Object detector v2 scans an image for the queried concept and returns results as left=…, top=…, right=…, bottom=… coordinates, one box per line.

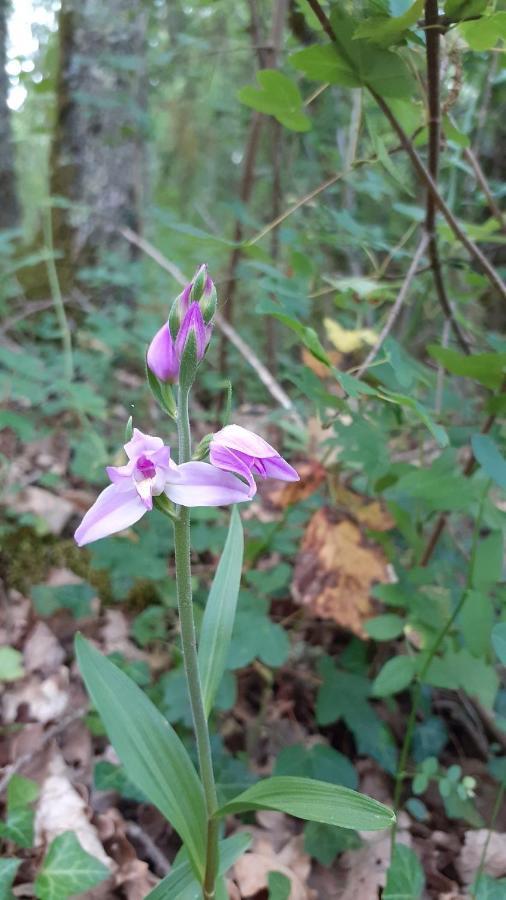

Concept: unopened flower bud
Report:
left=147, top=322, right=179, bottom=383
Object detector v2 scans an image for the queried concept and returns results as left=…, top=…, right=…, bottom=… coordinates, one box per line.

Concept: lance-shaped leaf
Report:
left=75, top=635, right=206, bottom=877
left=146, top=833, right=251, bottom=899
left=198, top=506, right=243, bottom=717
left=214, top=776, right=395, bottom=831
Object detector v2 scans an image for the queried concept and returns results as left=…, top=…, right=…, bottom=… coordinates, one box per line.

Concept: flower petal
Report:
left=124, top=428, right=164, bottom=460
left=165, top=461, right=253, bottom=507
left=258, top=456, right=299, bottom=482
left=74, top=484, right=147, bottom=546
left=147, top=323, right=179, bottom=383
left=212, top=424, right=278, bottom=460
left=209, top=444, right=256, bottom=494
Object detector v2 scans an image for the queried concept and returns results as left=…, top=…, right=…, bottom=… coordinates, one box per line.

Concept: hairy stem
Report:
left=174, top=386, right=219, bottom=898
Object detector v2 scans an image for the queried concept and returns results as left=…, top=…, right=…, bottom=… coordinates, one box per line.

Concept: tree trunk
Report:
left=49, top=0, right=147, bottom=298
left=0, top=0, right=21, bottom=229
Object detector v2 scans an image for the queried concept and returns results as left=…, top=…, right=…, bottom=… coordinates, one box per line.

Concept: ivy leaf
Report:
left=34, top=832, right=109, bottom=899
left=0, top=859, right=20, bottom=900
left=237, top=70, right=311, bottom=132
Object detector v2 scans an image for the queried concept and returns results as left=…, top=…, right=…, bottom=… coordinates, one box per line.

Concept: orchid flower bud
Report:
left=189, top=264, right=217, bottom=324
left=146, top=322, right=179, bottom=383
left=168, top=282, right=192, bottom=340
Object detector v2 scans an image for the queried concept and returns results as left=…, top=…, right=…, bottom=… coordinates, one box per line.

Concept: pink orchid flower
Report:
left=209, top=424, right=299, bottom=496
left=147, top=302, right=211, bottom=385
left=75, top=428, right=251, bottom=546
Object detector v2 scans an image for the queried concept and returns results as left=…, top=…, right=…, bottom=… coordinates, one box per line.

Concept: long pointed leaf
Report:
left=146, top=833, right=251, bottom=899
left=198, top=507, right=243, bottom=717
left=215, top=776, right=395, bottom=831
left=75, top=635, right=206, bottom=877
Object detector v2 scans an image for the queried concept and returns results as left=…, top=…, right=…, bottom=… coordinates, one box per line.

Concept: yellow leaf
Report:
left=324, top=318, right=378, bottom=354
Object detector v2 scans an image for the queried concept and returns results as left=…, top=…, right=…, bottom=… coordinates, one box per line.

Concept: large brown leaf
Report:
left=292, top=508, right=390, bottom=637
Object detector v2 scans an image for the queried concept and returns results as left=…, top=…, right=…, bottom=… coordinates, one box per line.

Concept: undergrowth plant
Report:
left=73, top=266, right=395, bottom=900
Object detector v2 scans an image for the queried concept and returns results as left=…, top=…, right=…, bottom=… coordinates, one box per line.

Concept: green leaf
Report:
left=364, top=614, right=405, bottom=641
left=199, top=507, right=243, bottom=717
left=425, top=648, right=498, bottom=708
left=473, top=531, right=503, bottom=589
left=34, top=832, right=109, bottom=899
left=384, top=844, right=425, bottom=899
left=145, top=833, right=251, bottom=900
left=75, top=635, right=206, bottom=877
left=0, top=647, right=24, bottom=682
left=354, top=0, right=423, bottom=47
left=473, top=874, right=506, bottom=900
left=31, top=582, right=96, bottom=619
left=215, top=776, right=395, bottom=831
left=145, top=363, right=177, bottom=419
left=227, top=592, right=290, bottom=669
left=445, top=0, right=488, bottom=18
left=471, top=434, right=506, bottom=489
left=427, top=346, right=506, bottom=390
left=460, top=592, right=493, bottom=657
left=7, top=774, right=39, bottom=809
left=0, top=859, right=20, bottom=900
left=303, top=821, right=361, bottom=865
left=291, top=10, right=415, bottom=98
left=459, top=12, right=506, bottom=50
left=237, top=70, right=311, bottom=132
left=491, top=623, right=506, bottom=664
left=274, top=744, right=357, bottom=790
left=268, top=871, right=291, bottom=899
left=372, top=656, right=416, bottom=698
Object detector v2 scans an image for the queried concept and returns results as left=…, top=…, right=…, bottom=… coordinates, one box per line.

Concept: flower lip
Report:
left=136, top=454, right=157, bottom=479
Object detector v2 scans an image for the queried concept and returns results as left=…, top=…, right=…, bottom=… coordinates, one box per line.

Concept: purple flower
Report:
left=176, top=302, right=211, bottom=362
left=75, top=427, right=252, bottom=546
left=209, top=424, right=299, bottom=495
left=146, top=322, right=179, bottom=383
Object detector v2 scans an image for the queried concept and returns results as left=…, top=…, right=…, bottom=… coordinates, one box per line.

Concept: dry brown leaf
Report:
left=11, top=487, right=75, bottom=535
left=35, top=753, right=113, bottom=870
left=268, top=460, right=327, bottom=509
left=101, top=610, right=147, bottom=661
left=23, top=623, right=65, bottom=675
left=330, top=480, right=394, bottom=532
left=2, top=668, right=70, bottom=724
left=292, top=508, right=389, bottom=637
left=0, top=590, right=30, bottom=645
left=96, top=809, right=158, bottom=899
left=301, top=346, right=342, bottom=378
left=337, top=815, right=411, bottom=899
left=456, top=830, right=506, bottom=884
left=232, top=812, right=314, bottom=899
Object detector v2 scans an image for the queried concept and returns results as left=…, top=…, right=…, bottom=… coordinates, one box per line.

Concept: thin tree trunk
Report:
left=0, top=0, right=21, bottom=229
left=49, top=0, right=147, bottom=299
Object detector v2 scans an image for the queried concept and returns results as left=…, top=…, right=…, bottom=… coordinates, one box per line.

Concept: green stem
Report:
left=391, top=484, right=488, bottom=850
left=174, top=385, right=219, bottom=899
left=42, top=207, right=74, bottom=383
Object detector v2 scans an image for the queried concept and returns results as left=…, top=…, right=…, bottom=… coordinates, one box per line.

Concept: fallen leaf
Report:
left=101, top=610, right=147, bottom=661
left=232, top=813, right=314, bottom=899
left=292, top=508, right=389, bottom=637
left=456, top=830, right=506, bottom=884
left=23, top=623, right=65, bottom=676
left=330, top=480, right=394, bottom=532
left=268, top=460, right=327, bottom=509
left=12, top=487, right=75, bottom=535
left=2, top=668, right=70, bottom=724
left=96, top=809, right=158, bottom=899
left=337, top=814, right=411, bottom=899
left=301, top=346, right=342, bottom=378
left=324, top=319, right=378, bottom=354
left=0, top=589, right=30, bottom=645
left=35, top=752, right=114, bottom=871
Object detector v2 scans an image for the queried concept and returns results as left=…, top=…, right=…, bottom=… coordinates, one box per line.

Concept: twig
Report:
left=0, top=705, right=87, bottom=796
left=356, top=234, right=429, bottom=378
left=425, top=0, right=471, bottom=354
left=119, top=227, right=304, bottom=427
left=304, top=0, right=506, bottom=303
left=463, top=145, right=506, bottom=231
left=125, top=822, right=171, bottom=877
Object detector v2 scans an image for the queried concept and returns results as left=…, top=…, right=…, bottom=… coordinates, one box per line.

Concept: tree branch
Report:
left=304, top=0, right=506, bottom=304
left=425, top=0, right=471, bottom=354
left=356, top=233, right=429, bottom=378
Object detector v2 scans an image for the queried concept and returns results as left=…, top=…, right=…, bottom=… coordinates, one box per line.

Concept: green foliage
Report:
left=0, top=859, right=21, bottom=900
left=0, top=647, right=24, bottom=682
left=384, top=844, right=425, bottom=900
left=145, top=833, right=251, bottom=899
left=31, top=582, right=96, bottom=618
left=303, top=821, right=361, bottom=866
left=34, top=832, right=109, bottom=899
left=274, top=743, right=358, bottom=790
left=0, top=775, right=39, bottom=849
left=267, top=871, right=291, bottom=899
left=226, top=591, right=290, bottom=669
left=199, top=507, right=243, bottom=716
left=372, top=656, right=416, bottom=698
left=238, top=70, right=310, bottom=132
left=216, top=775, right=395, bottom=831
left=75, top=635, right=207, bottom=878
